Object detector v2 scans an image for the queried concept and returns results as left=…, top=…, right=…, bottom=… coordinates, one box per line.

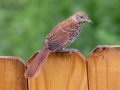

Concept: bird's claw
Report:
left=56, top=49, right=79, bottom=55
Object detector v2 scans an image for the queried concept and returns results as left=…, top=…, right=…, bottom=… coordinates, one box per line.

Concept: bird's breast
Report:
left=63, top=23, right=81, bottom=47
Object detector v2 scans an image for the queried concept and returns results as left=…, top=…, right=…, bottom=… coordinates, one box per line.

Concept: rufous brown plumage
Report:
left=24, top=11, right=92, bottom=78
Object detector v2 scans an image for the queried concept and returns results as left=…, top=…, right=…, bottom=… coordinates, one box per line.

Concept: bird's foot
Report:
left=56, top=48, right=79, bottom=55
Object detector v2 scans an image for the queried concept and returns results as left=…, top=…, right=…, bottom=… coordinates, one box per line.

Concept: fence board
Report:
left=2, top=45, right=120, bottom=90
left=87, top=45, right=120, bottom=90
left=27, top=51, right=88, bottom=90
left=0, top=56, right=27, bottom=90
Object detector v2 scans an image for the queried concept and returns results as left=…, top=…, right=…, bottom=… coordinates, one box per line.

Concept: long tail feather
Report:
left=24, top=47, right=50, bottom=78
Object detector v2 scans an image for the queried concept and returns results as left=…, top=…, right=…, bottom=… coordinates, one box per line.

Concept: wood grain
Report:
left=27, top=51, right=88, bottom=90
left=87, top=45, right=120, bottom=90
left=0, top=56, right=27, bottom=90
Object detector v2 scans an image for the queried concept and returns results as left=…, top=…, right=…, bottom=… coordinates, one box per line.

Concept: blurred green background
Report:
left=0, top=0, right=120, bottom=61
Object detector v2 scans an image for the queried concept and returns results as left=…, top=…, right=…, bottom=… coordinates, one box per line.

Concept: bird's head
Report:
left=72, top=11, right=93, bottom=24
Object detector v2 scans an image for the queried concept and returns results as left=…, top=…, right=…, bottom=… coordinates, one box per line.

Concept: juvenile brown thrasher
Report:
left=24, top=11, right=92, bottom=78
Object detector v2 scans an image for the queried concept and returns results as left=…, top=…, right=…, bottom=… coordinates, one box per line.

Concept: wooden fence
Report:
left=0, top=45, right=120, bottom=90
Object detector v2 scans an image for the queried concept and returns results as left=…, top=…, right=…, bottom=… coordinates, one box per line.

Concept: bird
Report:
left=24, top=11, right=93, bottom=78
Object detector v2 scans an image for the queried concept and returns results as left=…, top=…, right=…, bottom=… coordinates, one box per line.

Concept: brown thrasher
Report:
left=24, top=11, right=92, bottom=78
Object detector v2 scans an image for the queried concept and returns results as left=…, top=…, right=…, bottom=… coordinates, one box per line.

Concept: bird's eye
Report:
left=80, top=16, right=83, bottom=18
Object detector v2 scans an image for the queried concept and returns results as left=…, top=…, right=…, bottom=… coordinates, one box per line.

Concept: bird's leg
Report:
left=64, top=48, right=79, bottom=55
left=56, top=48, right=79, bottom=55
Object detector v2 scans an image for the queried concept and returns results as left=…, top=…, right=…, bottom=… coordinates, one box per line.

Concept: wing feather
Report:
left=46, top=26, right=69, bottom=51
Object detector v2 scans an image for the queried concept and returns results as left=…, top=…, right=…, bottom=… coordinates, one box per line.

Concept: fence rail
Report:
left=0, top=45, right=120, bottom=90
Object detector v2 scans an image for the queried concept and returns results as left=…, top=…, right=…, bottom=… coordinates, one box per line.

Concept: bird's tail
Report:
left=24, top=46, right=50, bottom=78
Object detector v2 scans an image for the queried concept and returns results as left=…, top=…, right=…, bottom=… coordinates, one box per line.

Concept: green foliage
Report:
left=0, top=0, right=120, bottom=60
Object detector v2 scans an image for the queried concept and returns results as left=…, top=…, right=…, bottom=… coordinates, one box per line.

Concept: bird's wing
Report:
left=45, top=25, right=69, bottom=51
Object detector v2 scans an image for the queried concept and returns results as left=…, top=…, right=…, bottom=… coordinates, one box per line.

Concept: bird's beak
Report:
left=86, top=19, right=93, bottom=24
